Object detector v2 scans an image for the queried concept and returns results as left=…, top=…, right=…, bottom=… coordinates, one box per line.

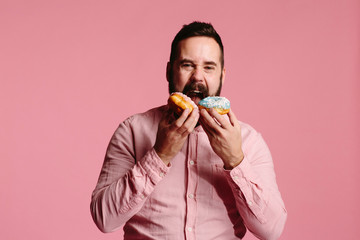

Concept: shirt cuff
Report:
left=223, top=156, right=253, bottom=188
left=138, top=148, right=171, bottom=185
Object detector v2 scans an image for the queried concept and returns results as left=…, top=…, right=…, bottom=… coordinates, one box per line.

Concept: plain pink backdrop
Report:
left=1, top=0, right=359, bottom=239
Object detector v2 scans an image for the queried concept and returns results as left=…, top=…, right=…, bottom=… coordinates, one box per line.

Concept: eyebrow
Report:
left=179, top=59, right=194, bottom=64
left=179, top=58, right=217, bottom=66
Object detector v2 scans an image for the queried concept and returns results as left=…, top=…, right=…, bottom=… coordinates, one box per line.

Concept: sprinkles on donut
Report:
left=198, top=96, right=230, bottom=115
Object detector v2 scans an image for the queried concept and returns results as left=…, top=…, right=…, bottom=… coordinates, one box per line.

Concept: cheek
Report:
left=207, top=76, right=221, bottom=92
left=173, top=72, right=190, bottom=88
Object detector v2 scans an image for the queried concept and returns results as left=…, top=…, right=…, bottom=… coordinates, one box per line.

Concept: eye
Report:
left=204, top=65, right=215, bottom=71
left=181, top=63, right=194, bottom=70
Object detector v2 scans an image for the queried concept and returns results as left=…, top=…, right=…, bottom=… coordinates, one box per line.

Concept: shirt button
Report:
left=188, top=193, right=194, bottom=199
left=187, top=227, right=193, bottom=232
left=248, top=200, right=253, bottom=206
left=189, top=160, right=195, bottom=165
left=159, top=172, right=165, bottom=177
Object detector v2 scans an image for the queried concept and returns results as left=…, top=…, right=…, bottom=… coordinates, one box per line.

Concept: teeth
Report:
left=190, top=90, right=201, bottom=94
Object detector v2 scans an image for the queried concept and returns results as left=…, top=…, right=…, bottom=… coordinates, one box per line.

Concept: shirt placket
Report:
left=184, top=132, right=198, bottom=240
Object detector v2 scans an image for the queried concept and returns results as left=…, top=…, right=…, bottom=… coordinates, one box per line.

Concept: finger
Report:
left=172, top=108, right=190, bottom=129
left=180, top=108, right=199, bottom=135
left=199, top=108, right=222, bottom=134
left=207, top=108, right=231, bottom=129
left=227, top=109, right=239, bottom=127
left=199, top=115, right=216, bottom=138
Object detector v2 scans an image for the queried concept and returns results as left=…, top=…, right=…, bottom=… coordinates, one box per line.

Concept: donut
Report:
left=198, top=96, right=230, bottom=115
left=168, top=92, right=198, bottom=116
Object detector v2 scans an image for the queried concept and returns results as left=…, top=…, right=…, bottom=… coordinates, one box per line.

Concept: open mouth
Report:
left=182, top=82, right=209, bottom=103
left=187, top=90, right=205, bottom=99
left=185, top=90, right=207, bottom=105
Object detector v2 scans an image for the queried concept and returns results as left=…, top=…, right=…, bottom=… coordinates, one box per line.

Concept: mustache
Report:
left=182, top=83, right=209, bottom=99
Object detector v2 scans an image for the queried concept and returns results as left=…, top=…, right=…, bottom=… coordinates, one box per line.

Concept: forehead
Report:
left=176, top=36, right=222, bottom=63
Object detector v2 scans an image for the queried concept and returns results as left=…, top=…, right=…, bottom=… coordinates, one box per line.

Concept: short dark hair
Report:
left=169, top=21, right=224, bottom=68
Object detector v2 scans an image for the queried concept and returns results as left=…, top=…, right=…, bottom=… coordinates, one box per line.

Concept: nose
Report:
left=191, top=67, right=204, bottom=83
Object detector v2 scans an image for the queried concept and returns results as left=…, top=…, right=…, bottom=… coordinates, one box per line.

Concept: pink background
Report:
left=1, top=0, right=359, bottom=239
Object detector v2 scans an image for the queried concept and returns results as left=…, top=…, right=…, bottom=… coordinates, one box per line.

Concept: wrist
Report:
left=223, top=153, right=244, bottom=170
left=153, top=147, right=172, bottom=166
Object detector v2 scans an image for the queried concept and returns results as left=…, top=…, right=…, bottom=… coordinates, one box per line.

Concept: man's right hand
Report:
left=154, top=106, right=199, bottom=166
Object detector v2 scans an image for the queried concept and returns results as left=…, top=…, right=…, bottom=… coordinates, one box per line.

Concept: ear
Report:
left=221, top=67, right=226, bottom=84
left=166, top=62, right=171, bottom=82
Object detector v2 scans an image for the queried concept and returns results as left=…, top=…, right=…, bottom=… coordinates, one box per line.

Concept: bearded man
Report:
left=91, top=21, right=287, bottom=240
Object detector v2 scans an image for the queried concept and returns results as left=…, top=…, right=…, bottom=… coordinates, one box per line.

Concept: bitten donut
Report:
left=168, top=92, right=198, bottom=116
left=198, top=96, right=230, bottom=115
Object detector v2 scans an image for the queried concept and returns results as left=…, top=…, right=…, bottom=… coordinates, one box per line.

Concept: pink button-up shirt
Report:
left=91, top=106, right=287, bottom=240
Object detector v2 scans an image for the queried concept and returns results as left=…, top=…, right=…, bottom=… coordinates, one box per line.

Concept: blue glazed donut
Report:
left=198, top=96, right=230, bottom=115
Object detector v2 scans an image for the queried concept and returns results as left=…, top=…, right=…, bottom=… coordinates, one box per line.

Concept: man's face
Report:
left=167, top=36, right=225, bottom=104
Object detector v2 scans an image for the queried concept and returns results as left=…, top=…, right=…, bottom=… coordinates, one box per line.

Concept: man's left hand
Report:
left=199, top=108, right=244, bottom=170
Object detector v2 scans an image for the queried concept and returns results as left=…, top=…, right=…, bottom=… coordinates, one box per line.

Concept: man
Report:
left=91, top=21, right=287, bottom=240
